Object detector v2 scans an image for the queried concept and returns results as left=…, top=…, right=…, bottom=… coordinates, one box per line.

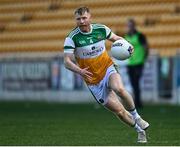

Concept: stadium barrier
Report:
left=0, top=54, right=92, bottom=103
left=141, top=53, right=159, bottom=103
left=173, top=52, right=180, bottom=104
left=0, top=52, right=179, bottom=105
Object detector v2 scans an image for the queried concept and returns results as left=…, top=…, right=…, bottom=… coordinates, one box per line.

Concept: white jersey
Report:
left=64, top=23, right=113, bottom=85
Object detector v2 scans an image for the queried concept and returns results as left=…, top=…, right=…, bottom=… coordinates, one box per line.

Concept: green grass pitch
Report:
left=0, top=101, right=180, bottom=145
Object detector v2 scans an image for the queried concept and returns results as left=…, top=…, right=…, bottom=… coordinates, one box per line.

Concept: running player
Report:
left=64, top=6, right=149, bottom=143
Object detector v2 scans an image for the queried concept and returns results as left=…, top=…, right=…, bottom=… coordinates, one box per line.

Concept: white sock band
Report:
left=130, top=109, right=140, bottom=120
left=134, top=123, right=143, bottom=132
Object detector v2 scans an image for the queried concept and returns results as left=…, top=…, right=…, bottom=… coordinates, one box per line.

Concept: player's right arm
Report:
left=64, top=53, right=80, bottom=74
left=64, top=53, right=93, bottom=81
left=64, top=36, right=93, bottom=80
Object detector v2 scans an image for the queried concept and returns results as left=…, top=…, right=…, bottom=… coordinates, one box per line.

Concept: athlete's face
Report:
left=75, top=12, right=91, bottom=32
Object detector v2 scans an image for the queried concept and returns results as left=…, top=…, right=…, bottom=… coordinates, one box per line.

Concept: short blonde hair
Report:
left=74, top=6, right=90, bottom=15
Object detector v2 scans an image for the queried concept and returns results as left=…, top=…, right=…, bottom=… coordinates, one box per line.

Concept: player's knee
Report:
left=113, top=87, right=126, bottom=97
left=116, top=109, right=126, bottom=119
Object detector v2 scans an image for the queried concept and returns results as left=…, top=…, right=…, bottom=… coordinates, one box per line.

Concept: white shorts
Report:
left=87, top=64, right=118, bottom=105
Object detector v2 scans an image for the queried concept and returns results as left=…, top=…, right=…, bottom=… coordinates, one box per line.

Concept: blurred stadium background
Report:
left=0, top=0, right=180, bottom=145
left=0, top=0, right=179, bottom=104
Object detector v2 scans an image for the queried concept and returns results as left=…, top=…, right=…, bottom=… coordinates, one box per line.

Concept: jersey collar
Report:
left=78, top=24, right=92, bottom=35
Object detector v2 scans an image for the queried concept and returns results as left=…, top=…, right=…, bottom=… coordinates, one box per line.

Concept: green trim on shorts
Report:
left=113, top=64, right=120, bottom=73
left=87, top=87, right=101, bottom=105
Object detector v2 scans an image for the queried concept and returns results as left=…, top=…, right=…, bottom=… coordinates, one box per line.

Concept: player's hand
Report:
left=128, top=46, right=134, bottom=55
left=79, top=67, right=93, bottom=81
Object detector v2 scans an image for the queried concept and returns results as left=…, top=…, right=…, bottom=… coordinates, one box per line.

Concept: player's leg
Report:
left=108, top=72, right=135, bottom=111
left=108, top=72, right=149, bottom=130
left=87, top=65, right=147, bottom=143
left=104, top=90, right=135, bottom=126
left=104, top=90, right=147, bottom=143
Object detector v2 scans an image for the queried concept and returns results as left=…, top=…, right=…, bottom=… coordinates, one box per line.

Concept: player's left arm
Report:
left=108, top=32, right=124, bottom=42
left=108, top=32, right=134, bottom=54
left=104, top=25, right=134, bottom=52
left=104, top=25, right=125, bottom=42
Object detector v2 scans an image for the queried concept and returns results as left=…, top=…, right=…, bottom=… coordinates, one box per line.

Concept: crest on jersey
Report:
left=79, top=40, right=86, bottom=45
left=97, top=35, right=102, bottom=40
